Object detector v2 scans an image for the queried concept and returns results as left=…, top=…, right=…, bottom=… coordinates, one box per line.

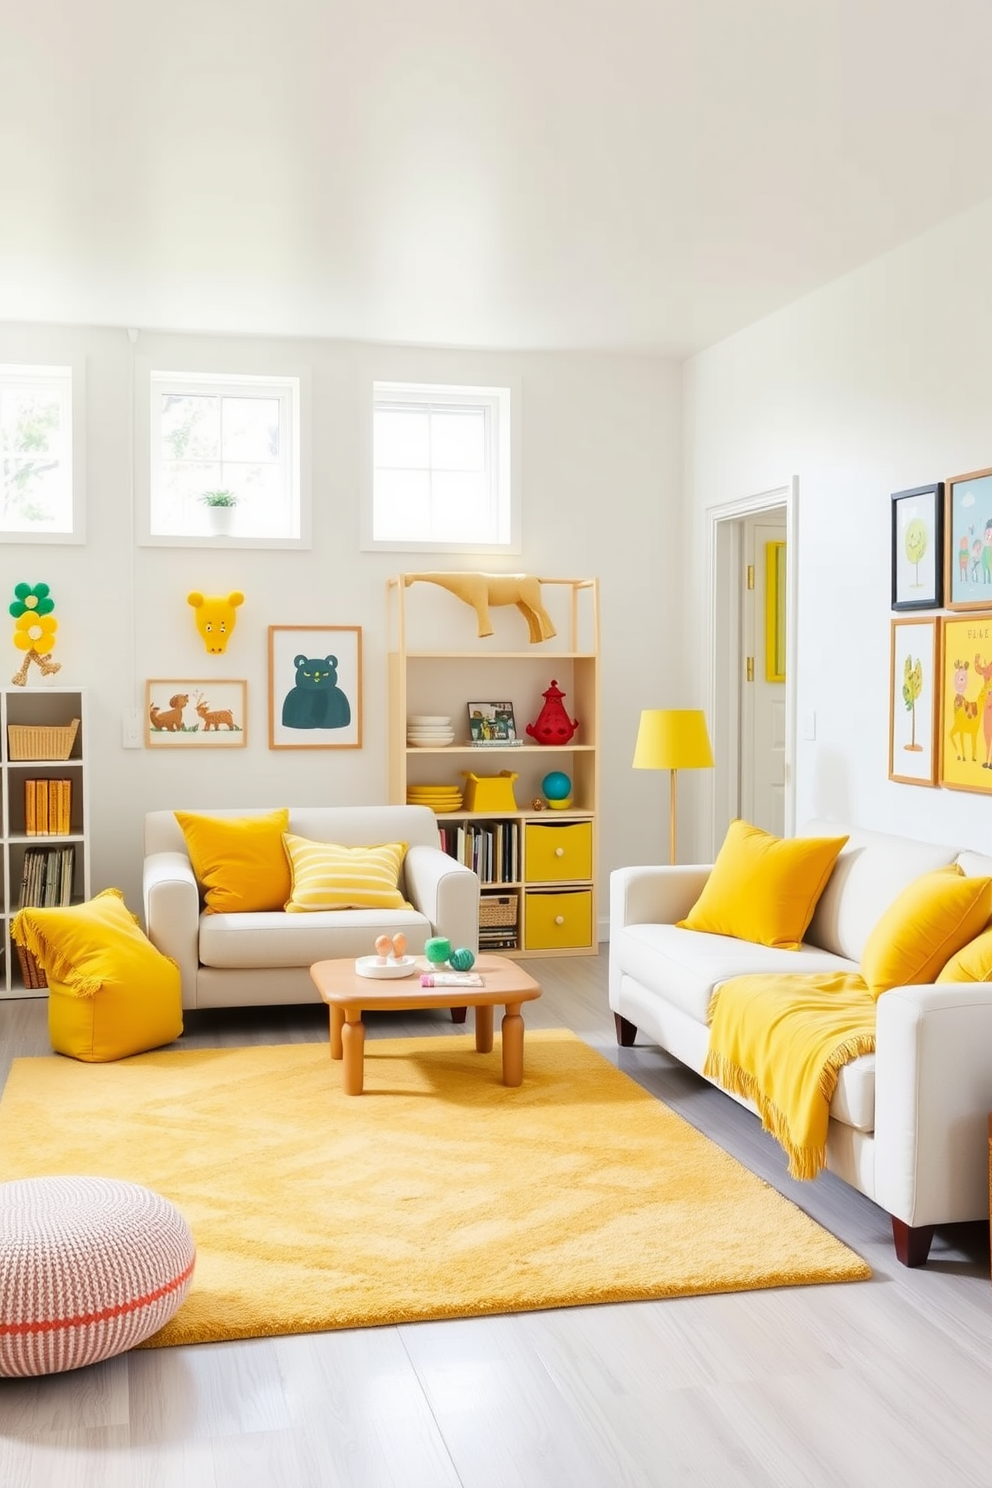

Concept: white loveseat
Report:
left=609, top=820, right=992, bottom=1267
left=143, top=805, right=479, bottom=1012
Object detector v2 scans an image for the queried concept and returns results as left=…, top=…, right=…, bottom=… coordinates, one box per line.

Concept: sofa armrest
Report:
left=874, top=981, right=992, bottom=1226
left=404, top=845, right=480, bottom=954
left=609, top=864, right=712, bottom=930
left=143, top=851, right=200, bottom=1006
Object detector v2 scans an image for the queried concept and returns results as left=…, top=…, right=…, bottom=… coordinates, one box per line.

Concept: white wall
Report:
left=0, top=324, right=683, bottom=921
left=684, top=192, right=992, bottom=856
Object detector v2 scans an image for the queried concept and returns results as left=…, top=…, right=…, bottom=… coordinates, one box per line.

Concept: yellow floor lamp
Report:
left=633, top=709, right=714, bottom=865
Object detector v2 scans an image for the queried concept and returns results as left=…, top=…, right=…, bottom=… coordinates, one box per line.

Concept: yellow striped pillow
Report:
left=282, top=835, right=410, bottom=913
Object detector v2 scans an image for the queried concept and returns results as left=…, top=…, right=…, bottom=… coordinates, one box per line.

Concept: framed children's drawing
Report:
left=944, top=467, right=992, bottom=610
left=146, top=680, right=247, bottom=748
left=938, top=612, right=992, bottom=792
left=888, top=617, right=939, bottom=787
left=267, top=626, right=362, bottom=749
left=891, top=483, right=943, bottom=610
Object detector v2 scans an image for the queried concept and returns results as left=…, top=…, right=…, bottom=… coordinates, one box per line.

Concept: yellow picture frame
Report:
left=764, top=541, right=786, bottom=683
left=938, top=612, right=992, bottom=792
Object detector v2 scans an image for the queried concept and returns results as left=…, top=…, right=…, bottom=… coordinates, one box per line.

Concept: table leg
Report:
left=329, top=1004, right=344, bottom=1060
left=501, top=1002, right=524, bottom=1087
left=341, top=1011, right=365, bottom=1095
left=475, top=1002, right=494, bottom=1053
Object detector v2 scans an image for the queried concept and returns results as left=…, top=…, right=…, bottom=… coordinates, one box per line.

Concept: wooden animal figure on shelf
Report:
left=403, top=572, right=557, bottom=644
left=187, top=591, right=244, bottom=655
left=9, top=582, right=62, bottom=686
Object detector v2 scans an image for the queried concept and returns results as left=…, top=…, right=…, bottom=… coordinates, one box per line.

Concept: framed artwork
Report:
left=146, top=680, right=247, bottom=748
left=944, top=467, right=992, bottom=610
left=938, top=612, right=992, bottom=792
left=467, top=701, right=517, bottom=742
left=888, top=618, right=939, bottom=787
left=268, top=626, right=362, bottom=749
left=891, top=483, right=943, bottom=610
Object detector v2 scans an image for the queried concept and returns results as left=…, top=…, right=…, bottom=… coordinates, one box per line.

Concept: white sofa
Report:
left=609, top=819, right=992, bottom=1267
left=143, top=805, right=479, bottom=1012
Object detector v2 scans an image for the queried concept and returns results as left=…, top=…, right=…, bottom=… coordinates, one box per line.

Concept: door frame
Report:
left=705, top=478, right=799, bottom=855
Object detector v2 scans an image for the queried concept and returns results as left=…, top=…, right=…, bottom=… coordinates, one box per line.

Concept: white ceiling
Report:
left=5, top=0, right=992, bottom=357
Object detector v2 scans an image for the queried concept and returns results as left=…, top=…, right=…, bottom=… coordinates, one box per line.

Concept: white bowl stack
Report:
left=407, top=714, right=455, bottom=747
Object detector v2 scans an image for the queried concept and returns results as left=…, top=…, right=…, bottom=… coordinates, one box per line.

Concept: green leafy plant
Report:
left=200, top=489, right=238, bottom=508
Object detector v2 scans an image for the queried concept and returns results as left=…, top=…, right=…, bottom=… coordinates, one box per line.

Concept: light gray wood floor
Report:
left=2, top=951, right=991, bottom=1487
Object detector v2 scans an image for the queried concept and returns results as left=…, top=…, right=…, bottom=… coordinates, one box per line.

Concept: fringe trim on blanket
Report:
left=9, top=914, right=102, bottom=997
left=702, top=1035, right=876, bottom=1182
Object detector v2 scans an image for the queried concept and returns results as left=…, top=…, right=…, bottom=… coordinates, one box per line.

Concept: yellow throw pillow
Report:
left=10, top=888, right=182, bottom=1062
left=676, top=819, right=849, bottom=951
left=861, top=867, right=992, bottom=997
left=174, top=808, right=292, bottom=914
left=937, top=924, right=992, bottom=983
left=282, top=835, right=410, bottom=913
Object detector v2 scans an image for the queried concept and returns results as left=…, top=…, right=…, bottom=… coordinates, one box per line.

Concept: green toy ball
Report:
left=448, top=947, right=475, bottom=972
left=424, top=937, right=452, bottom=964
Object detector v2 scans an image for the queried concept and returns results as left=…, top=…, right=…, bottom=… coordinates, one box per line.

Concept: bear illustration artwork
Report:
left=281, top=655, right=352, bottom=730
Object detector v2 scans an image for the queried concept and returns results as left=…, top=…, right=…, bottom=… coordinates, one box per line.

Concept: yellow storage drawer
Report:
left=523, top=890, right=593, bottom=951
left=524, top=821, right=593, bottom=883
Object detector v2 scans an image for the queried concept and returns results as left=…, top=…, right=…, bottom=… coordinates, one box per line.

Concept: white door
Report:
left=740, top=517, right=787, bottom=836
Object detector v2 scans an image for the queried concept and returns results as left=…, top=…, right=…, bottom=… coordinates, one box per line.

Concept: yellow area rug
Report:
left=0, top=1030, right=869, bottom=1346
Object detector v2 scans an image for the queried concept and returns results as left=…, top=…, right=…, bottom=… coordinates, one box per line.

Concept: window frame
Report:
left=137, top=363, right=310, bottom=550
left=362, top=378, right=520, bottom=554
left=0, top=358, right=86, bottom=545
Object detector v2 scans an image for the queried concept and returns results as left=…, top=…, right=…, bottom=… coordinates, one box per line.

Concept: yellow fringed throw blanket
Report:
left=703, top=972, right=877, bottom=1181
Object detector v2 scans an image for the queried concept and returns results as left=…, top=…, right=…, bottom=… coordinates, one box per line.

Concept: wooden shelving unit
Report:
left=387, top=576, right=599, bottom=957
left=1, top=688, right=91, bottom=997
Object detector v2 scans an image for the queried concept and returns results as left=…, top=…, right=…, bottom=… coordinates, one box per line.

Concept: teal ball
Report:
left=424, top=937, right=452, bottom=964
left=449, top=947, right=475, bottom=972
left=542, top=771, right=572, bottom=801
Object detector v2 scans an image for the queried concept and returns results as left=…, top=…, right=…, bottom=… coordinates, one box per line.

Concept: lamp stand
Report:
left=669, top=769, right=678, bottom=866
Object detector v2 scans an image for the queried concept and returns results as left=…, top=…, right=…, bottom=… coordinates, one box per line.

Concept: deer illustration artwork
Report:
left=403, top=572, right=557, bottom=644
left=149, top=694, right=189, bottom=732
left=948, top=659, right=987, bottom=762
left=193, top=691, right=237, bottom=731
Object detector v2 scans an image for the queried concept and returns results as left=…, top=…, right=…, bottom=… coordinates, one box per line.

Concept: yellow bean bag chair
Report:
left=11, top=888, right=182, bottom=1061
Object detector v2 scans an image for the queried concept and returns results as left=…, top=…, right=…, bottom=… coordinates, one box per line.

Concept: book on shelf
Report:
left=470, top=737, right=523, bottom=747
left=23, top=778, right=72, bottom=836
left=17, top=844, right=75, bottom=910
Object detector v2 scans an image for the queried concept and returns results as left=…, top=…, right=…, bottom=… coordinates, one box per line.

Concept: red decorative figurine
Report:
left=526, top=679, right=578, bottom=745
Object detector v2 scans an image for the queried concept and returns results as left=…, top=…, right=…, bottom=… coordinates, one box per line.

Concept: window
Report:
left=365, top=381, right=518, bottom=552
left=0, top=364, right=81, bottom=541
left=148, top=370, right=302, bottom=544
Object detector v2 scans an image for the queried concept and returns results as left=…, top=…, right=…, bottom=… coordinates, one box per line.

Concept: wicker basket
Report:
left=479, top=893, right=518, bottom=928
left=7, top=719, right=79, bottom=762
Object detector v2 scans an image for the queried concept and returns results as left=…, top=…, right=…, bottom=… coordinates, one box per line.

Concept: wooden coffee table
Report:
left=308, top=954, right=542, bottom=1095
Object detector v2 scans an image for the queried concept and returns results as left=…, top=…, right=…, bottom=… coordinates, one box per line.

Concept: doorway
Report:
left=707, top=480, right=798, bottom=855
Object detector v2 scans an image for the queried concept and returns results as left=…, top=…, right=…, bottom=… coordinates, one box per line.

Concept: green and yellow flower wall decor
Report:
left=10, top=582, right=61, bottom=685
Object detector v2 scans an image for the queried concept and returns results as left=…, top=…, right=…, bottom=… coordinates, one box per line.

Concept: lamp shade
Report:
left=632, top=709, right=714, bottom=771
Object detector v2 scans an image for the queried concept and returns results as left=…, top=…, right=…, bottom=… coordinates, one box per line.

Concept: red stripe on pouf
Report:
left=0, top=1256, right=196, bottom=1336
left=0, top=1176, right=196, bottom=1377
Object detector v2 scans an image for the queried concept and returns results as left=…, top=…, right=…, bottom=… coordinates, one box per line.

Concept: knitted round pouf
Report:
left=0, top=1176, right=195, bottom=1377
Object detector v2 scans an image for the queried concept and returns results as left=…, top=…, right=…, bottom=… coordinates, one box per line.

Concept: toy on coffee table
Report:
left=356, top=933, right=416, bottom=979
left=424, top=936, right=475, bottom=972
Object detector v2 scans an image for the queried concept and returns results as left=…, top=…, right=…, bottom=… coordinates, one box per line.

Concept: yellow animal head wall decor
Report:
left=187, top=591, right=245, bottom=655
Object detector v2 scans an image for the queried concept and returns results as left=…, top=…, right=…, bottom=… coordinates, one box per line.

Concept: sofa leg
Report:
left=614, top=1013, right=637, bottom=1047
left=450, top=1006, right=467, bottom=1024
left=891, top=1217, right=935, bottom=1267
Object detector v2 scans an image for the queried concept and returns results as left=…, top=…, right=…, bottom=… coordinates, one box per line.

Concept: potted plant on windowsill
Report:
left=200, top=490, right=239, bottom=536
